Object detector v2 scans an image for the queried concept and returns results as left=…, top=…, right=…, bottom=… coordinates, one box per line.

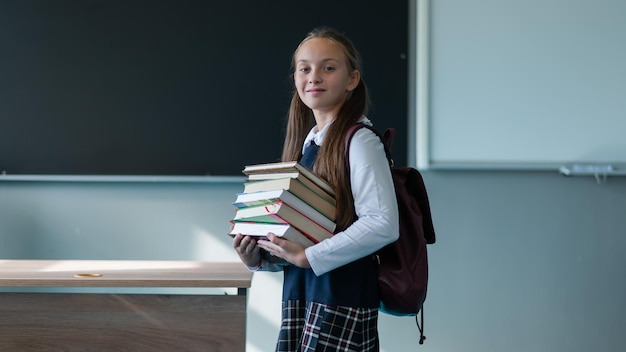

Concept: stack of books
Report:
left=228, top=161, right=337, bottom=248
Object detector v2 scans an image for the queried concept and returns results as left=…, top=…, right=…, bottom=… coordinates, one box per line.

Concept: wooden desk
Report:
left=0, top=260, right=252, bottom=351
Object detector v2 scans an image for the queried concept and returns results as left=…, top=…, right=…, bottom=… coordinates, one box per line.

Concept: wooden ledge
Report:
left=0, top=260, right=252, bottom=288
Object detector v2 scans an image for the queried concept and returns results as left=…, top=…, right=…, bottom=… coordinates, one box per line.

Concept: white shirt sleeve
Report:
left=305, top=127, right=400, bottom=276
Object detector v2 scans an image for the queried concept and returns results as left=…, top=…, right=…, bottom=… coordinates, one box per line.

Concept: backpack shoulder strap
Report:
left=345, top=123, right=436, bottom=244
left=345, top=124, right=394, bottom=166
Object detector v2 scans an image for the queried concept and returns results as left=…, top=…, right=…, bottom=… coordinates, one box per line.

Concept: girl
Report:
left=233, top=27, right=399, bottom=351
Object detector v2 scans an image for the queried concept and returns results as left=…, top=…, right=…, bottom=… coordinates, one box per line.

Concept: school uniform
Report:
left=254, top=117, right=399, bottom=351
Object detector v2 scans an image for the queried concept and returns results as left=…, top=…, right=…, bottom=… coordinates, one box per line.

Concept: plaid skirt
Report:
left=276, top=300, right=379, bottom=352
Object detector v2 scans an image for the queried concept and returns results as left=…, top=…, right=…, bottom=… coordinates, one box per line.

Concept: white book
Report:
left=228, top=222, right=315, bottom=248
left=242, top=161, right=335, bottom=197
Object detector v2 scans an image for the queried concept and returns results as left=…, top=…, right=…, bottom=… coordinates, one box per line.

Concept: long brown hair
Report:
left=281, top=27, right=370, bottom=231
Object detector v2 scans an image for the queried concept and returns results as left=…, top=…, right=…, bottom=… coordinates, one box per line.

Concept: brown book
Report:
left=246, top=171, right=336, bottom=205
left=242, top=178, right=336, bottom=221
left=242, top=161, right=335, bottom=198
left=232, top=201, right=335, bottom=243
left=228, top=222, right=315, bottom=248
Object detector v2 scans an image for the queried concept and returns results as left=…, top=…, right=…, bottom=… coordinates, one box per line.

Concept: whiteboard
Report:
left=416, top=0, right=626, bottom=170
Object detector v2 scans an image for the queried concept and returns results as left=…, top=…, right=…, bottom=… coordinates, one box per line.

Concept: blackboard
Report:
left=418, top=0, right=626, bottom=170
left=0, top=0, right=408, bottom=176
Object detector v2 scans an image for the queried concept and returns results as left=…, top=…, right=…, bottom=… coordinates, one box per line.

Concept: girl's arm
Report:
left=305, top=128, right=399, bottom=276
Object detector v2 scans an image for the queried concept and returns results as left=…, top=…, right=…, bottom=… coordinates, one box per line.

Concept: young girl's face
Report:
left=294, top=37, right=360, bottom=120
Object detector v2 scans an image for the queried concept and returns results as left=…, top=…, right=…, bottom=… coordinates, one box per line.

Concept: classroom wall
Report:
left=3, top=0, right=626, bottom=350
left=1, top=173, right=625, bottom=351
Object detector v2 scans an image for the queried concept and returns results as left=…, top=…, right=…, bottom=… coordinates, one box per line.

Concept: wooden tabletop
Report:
left=0, top=260, right=252, bottom=288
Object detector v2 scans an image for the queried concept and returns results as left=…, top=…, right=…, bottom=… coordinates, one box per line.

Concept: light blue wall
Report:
left=0, top=180, right=239, bottom=261
left=2, top=173, right=625, bottom=351
left=422, top=171, right=626, bottom=351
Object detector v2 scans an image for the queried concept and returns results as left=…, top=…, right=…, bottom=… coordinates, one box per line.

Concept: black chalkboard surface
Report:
left=0, top=0, right=408, bottom=176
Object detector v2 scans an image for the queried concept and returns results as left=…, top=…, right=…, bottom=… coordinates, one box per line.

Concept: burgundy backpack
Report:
left=345, top=124, right=436, bottom=345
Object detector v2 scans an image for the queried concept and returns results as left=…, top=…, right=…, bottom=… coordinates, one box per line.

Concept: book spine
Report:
left=294, top=164, right=336, bottom=196
left=296, top=175, right=336, bottom=205
left=265, top=211, right=331, bottom=243
left=278, top=203, right=335, bottom=235
left=289, top=180, right=336, bottom=221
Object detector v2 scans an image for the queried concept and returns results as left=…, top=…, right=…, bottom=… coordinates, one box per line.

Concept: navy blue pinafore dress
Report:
left=276, top=141, right=380, bottom=352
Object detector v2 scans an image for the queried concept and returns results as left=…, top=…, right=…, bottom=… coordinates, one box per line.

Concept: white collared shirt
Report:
left=302, top=117, right=399, bottom=276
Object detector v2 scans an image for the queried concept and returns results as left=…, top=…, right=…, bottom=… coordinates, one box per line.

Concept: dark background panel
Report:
left=0, top=0, right=408, bottom=176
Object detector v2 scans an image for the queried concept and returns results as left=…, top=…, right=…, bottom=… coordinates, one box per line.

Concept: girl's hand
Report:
left=232, top=234, right=262, bottom=268
left=257, top=233, right=311, bottom=268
